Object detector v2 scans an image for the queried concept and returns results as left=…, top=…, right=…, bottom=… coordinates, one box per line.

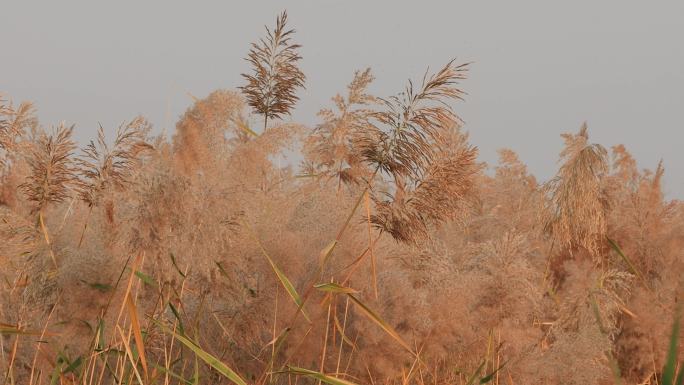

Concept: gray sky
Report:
left=2, top=1, right=682, bottom=197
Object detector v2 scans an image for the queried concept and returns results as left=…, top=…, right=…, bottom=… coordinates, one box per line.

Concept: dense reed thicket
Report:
left=1, top=12, right=683, bottom=385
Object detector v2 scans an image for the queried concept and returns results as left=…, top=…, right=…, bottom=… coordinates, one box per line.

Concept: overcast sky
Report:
left=2, top=1, right=682, bottom=197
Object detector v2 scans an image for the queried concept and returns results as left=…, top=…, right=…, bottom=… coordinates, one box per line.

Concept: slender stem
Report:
left=39, top=210, right=57, bottom=267
left=336, top=162, right=343, bottom=195
left=364, top=190, right=378, bottom=298
left=270, top=286, right=279, bottom=384
left=335, top=297, right=350, bottom=375
left=28, top=295, right=60, bottom=385
left=78, top=205, right=94, bottom=248
left=318, top=285, right=332, bottom=384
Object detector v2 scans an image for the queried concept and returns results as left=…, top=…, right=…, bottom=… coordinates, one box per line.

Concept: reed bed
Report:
left=1, top=11, right=683, bottom=385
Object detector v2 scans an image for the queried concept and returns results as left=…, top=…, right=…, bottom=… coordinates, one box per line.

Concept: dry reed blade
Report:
left=319, top=240, right=339, bottom=269
left=116, top=325, right=145, bottom=385
left=0, top=324, right=58, bottom=336
left=314, top=283, right=359, bottom=294
left=346, top=294, right=414, bottom=355
left=332, top=315, right=356, bottom=349
left=243, top=219, right=310, bottom=322
left=125, top=293, right=149, bottom=383
left=151, top=319, right=248, bottom=385
left=283, top=366, right=359, bottom=385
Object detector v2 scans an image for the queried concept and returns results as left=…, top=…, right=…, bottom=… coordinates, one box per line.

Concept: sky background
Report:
left=2, top=1, right=682, bottom=197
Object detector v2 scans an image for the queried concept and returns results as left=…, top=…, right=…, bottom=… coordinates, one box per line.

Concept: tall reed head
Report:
left=544, top=123, right=609, bottom=258
left=356, top=59, right=469, bottom=180
left=76, top=117, right=152, bottom=207
left=353, top=60, right=477, bottom=245
left=0, top=95, right=34, bottom=170
left=20, top=123, right=77, bottom=214
left=370, top=126, right=479, bottom=245
left=240, top=11, right=306, bottom=129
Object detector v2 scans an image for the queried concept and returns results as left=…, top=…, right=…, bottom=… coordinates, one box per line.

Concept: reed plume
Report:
left=354, top=60, right=476, bottom=245
left=20, top=123, right=77, bottom=214
left=19, top=123, right=76, bottom=265
left=370, top=127, right=479, bottom=244
left=610, top=144, right=639, bottom=188
left=74, top=117, right=152, bottom=245
left=0, top=96, right=34, bottom=170
left=304, top=68, right=377, bottom=188
left=76, top=117, right=152, bottom=208
left=355, top=59, right=468, bottom=180
left=240, top=11, right=306, bottom=130
left=172, top=90, right=248, bottom=173
left=544, top=123, right=609, bottom=259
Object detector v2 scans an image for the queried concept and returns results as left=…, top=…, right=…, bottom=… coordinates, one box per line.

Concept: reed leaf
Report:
left=284, top=366, right=359, bottom=385
left=125, top=293, right=149, bottom=382
left=314, top=282, right=359, bottom=294
left=244, top=219, right=310, bottom=321
left=347, top=294, right=413, bottom=355
left=152, top=319, right=248, bottom=385
left=662, top=309, right=681, bottom=385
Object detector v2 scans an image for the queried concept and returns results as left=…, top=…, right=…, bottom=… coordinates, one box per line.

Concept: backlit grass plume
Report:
left=19, top=123, right=77, bottom=265
left=304, top=68, right=377, bottom=189
left=172, top=90, right=249, bottom=173
left=0, top=95, right=34, bottom=170
left=355, top=60, right=476, bottom=245
left=76, top=117, right=152, bottom=208
left=370, top=127, right=479, bottom=245
left=75, top=117, right=152, bottom=245
left=544, top=123, right=609, bottom=259
left=356, top=59, right=469, bottom=180
left=240, top=11, right=306, bottom=130
left=20, top=123, right=77, bottom=215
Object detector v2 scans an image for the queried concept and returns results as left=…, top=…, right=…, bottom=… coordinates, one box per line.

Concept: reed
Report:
left=240, top=11, right=306, bottom=131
